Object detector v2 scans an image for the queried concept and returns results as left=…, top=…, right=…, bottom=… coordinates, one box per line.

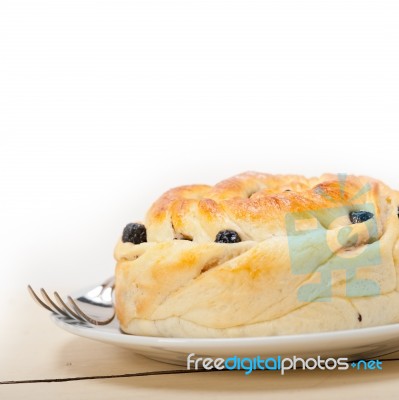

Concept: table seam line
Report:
left=0, top=368, right=221, bottom=385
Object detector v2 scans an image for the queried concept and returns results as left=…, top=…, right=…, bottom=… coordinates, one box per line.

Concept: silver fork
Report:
left=27, top=276, right=115, bottom=326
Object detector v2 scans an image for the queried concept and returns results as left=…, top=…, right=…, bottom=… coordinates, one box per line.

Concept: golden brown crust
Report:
left=145, top=172, right=390, bottom=242
left=114, top=172, right=399, bottom=337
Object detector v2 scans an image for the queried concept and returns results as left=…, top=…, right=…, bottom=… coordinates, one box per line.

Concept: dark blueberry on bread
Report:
left=349, top=211, right=374, bottom=224
left=215, top=230, right=241, bottom=243
left=122, top=223, right=147, bottom=244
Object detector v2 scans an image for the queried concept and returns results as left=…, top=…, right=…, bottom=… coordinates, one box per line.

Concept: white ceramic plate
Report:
left=51, top=313, right=399, bottom=366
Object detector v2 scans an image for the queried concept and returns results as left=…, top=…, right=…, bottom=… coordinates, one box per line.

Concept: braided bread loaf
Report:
left=114, top=172, right=399, bottom=337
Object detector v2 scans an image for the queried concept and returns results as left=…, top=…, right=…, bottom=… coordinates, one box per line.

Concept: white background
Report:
left=1, top=0, right=398, bottom=293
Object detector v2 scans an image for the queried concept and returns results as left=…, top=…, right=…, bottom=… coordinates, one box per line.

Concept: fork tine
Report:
left=40, top=288, right=69, bottom=318
left=53, top=291, right=85, bottom=321
left=68, top=296, right=115, bottom=326
left=27, top=285, right=54, bottom=313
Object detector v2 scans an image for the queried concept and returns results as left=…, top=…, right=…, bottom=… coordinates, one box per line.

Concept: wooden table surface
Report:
left=2, top=285, right=399, bottom=399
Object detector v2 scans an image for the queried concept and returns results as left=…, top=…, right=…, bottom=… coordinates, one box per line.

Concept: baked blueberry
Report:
left=215, top=230, right=241, bottom=243
left=122, top=223, right=147, bottom=244
left=349, top=211, right=374, bottom=224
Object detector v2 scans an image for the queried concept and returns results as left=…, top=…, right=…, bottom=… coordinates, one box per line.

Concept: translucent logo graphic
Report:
left=285, top=174, right=381, bottom=302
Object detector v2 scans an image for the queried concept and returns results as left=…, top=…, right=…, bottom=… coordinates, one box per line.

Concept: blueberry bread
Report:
left=114, top=172, right=399, bottom=337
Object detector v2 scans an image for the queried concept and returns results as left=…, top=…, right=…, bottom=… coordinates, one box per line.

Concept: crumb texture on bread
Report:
left=114, top=172, right=399, bottom=337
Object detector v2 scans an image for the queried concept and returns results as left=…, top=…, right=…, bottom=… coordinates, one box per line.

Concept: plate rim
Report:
left=51, top=313, right=399, bottom=348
